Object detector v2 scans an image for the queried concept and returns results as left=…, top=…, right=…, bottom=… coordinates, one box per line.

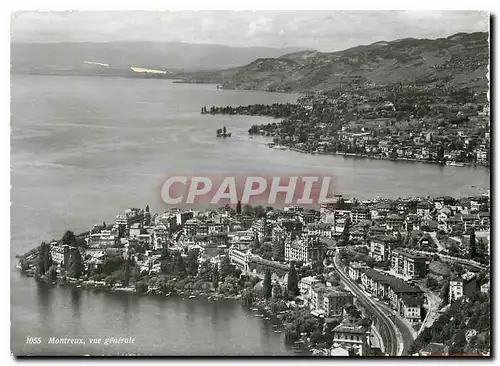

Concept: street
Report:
left=332, top=254, right=402, bottom=356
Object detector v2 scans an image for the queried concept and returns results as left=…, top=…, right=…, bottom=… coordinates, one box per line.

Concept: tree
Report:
left=449, top=330, right=467, bottom=354
left=310, top=328, right=322, bottom=344
left=437, top=144, right=445, bottom=161
left=219, top=276, right=239, bottom=295
left=254, top=205, right=266, bottom=218
left=396, top=231, right=403, bottom=247
left=123, top=257, right=131, bottom=287
left=19, top=258, right=29, bottom=273
left=272, top=240, right=285, bottom=262
left=258, top=242, right=273, bottom=260
left=105, top=275, right=115, bottom=288
left=287, top=263, right=299, bottom=296
left=220, top=255, right=234, bottom=280
left=198, top=260, right=212, bottom=282
left=212, top=266, right=219, bottom=290
left=272, top=282, right=284, bottom=301
left=242, top=288, right=256, bottom=306
left=348, top=348, right=360, bottom=357
left=160, top=247, right=171, bottom=261
left=48, top=265, right=58, bottom=282
left=469, top=227, right=477, bottom=259
left=425, top=277, right=440, bottom=291
left=243, top=204, right=254, bottom=216
left=186, top=249, right=200, bottom=277
left=253, top=235, right=260, bottom=251
left=263, top=269, right=272, bottom=299
left=69, top=248, right=84, bottom=279
left=440, top=281, right=450, bottom=304
left=62, top=230, right=78, bottom=247
left=135, top=280, right=148, bottom=293
left=341, top=216, right=351, bottom=245
left=358, top=317, right=372, bottom=327
left=345, top=305, right=362, bottom=319
left=173, top=252, right=186, bottom=276
left=37, top=242, right=52, bottom=275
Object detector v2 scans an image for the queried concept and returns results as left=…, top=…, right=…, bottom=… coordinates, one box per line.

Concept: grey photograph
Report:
left=10, top=10, right=490, bottom=356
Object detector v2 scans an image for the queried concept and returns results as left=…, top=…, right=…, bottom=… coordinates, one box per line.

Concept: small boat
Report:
left=76, top=285, right=82, bottom=288
left=255, top=314, right=264, bottom=317
left=166, top=292, right=171, bottom=297
left=272, top=324, right=278, bottom=328
left=295, top=340, right=304, bottom=344
left=251, top=308, right=259, bottom=311
left=273, top=330, right=282, bottom=333
left=189, top=295, right=196, bottom=299
left=446, top=161, right=465, bottom=167
left=264, top=317, right=271, bottom=320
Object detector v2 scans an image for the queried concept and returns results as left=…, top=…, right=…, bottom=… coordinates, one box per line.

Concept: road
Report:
left=413, top=249, right=488, bottom=270
left=416, top=281, right=442, bottom=334
left=332, top=254, right=401, bottom=356
left=428, top=232, right=445, bottom=252
left=373, top=299, right=416, bottom=354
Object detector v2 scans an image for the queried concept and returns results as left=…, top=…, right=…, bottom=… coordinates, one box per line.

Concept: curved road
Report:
left=332, top=254, right=401, bottom=356
left=373, top=299, right=415, bottom=354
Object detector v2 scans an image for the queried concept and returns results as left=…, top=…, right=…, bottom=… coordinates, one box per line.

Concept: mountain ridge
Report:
left=10, top=41, right=310, bottom=73
left=179, top=32, right=489, bottom=93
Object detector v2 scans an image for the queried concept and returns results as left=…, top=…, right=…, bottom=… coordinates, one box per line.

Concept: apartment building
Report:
left=285, top=237, right=326, bottom=263
left=332, top=318, right=371, bottom=356
left=391, top=248, right=427, bottom=279
left=369, top=236, right=397, bottom=261
left=449, top=272, right=478, bottom=303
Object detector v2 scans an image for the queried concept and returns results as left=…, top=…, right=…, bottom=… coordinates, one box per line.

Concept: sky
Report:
left=11, top=10, right=489, bottom=52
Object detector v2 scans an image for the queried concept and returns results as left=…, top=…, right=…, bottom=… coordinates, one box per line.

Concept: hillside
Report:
left=180, top=32, right=489, bottom=93
left=10, top=41, right=307, bottom=75
left=410, top=293, right=490, bottom=356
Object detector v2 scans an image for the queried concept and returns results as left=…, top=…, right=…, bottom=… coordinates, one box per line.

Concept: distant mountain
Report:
left=178, top=32, right=489, bottom=92
left=10, top=41, right=309, bottom=75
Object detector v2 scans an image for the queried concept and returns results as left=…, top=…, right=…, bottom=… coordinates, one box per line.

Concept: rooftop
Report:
left=401, top=295, right=425, bottom=306
left=333, top=323, right=368, bottom=335
left=392, top=248, right=427, bottom=260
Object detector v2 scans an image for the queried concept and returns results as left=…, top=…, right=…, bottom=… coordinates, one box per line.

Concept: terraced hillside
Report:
left=180, top=32, right=489, bottom=93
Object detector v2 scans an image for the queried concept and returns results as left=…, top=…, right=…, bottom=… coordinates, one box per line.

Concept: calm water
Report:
left=10, top=74, right=490, bottom=355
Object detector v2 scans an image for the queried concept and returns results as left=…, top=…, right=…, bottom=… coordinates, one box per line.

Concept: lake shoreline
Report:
left=267, top=144, right=488, bottom=169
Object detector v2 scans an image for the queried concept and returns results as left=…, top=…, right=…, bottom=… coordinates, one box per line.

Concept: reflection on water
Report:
left=13, top=271, right=297, bottom=356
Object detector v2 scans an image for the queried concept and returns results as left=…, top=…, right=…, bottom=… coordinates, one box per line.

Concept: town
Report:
left=202, top=83, right=490, bottom=167
left=18, top=191, right=490, bottom=357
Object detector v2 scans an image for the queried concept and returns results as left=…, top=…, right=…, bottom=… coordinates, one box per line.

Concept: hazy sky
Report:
left=11, top=10, right=489, bottom=51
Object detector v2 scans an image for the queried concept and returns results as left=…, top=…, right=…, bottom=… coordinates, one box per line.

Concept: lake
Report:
left=10, top=74, right=490, bottom=355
